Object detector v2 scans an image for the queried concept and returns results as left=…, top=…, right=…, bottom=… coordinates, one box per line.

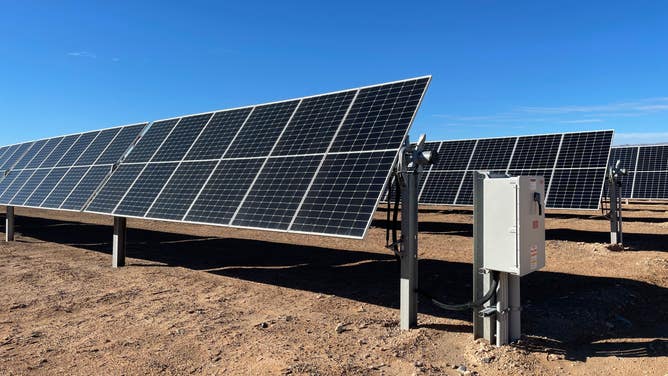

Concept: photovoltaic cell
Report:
left=418, top=131, right=613, bottom=210
left=419, top=171, right=465, bottom=204
left=0, top=171, right=19, bottom=197
left=60, top=165, right=114, bottom=210
left=25, top=137, right=64, bottom=169
left=510, top=135, right=561, bottom=169
left=75, top=129, right=120, bottom=166
left=9, top=169, right=50, bottom=205
left=152, top=115, right=212, bottom=162
left=272, top=90, right=356, bottom=156
left=124, top=120, right=179, bottom=163
left=11, top=140, right=48, bottom=170
left=114, top=163, right=179, bottom=217
left=42, top=167, right=89, bottom=209
left=40, top=134, right=80, bottom=168
left=431, top=140, right=474, bottom=171
left=468, top=138, right=516, bottom=170
left=184, top=159, right=265, bottom=224
left=185, top=108, right=253, bottom=161
left=57, top=132, right=99, bottom=167
left=233, top=155, right=321, bottom=230
left=633, top=171, right=668, bottom=199
left=84, top=164, right=144, bottom=213
left=291, top=151, right=397, bottom=237
left=556, top=131, right=613, bottom=168
left=225, top=101, right=300, bottom=158
left=0, top=143, right=33, bottom=170
left=146, top=161, right=218, bottom=220
left=95, top=124, right=146, bottom=164
left=547, top=169, right=606, bottom=209
left=636, top=145, right=668, bottom=172
left=0, top=170, right=34, bottom=203
left=24, top=168, right=69, bottom=207
left=330, top=78, right=429, bottom=153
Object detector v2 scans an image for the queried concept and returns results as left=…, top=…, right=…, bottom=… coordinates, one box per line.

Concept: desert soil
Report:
left=0, top=204, right=666, bottom=375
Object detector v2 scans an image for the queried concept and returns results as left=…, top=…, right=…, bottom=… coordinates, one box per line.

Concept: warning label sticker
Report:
left=530, top=245, right=538, bottom=270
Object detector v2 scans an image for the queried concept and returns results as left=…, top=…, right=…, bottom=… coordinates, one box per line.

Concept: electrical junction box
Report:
left=483, top=175, right=546, bottom=276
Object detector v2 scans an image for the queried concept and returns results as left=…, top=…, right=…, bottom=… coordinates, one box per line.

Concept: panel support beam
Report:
left=112, top=216, right=127, bottom=267
left=397, top=135, right=437, bottom=330
left=399, top=155, right=419, bottom=330
left=5, top=206, right=15, bottom=242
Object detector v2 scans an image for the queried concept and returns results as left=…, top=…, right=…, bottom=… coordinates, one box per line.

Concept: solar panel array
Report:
left=607, top=144, right=668, bottom=200
left=0, top=124, right=147, bottom=211
left=83, top=77, right=431, bottom=238
left=418, top=130, right=614, bottom=210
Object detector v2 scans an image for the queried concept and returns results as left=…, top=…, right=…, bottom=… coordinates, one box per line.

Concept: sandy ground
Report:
left=0, top=203, right=666, bottom=375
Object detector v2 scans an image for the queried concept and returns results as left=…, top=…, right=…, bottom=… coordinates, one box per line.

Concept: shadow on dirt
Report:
left=6, top=215, right=668, bottom=361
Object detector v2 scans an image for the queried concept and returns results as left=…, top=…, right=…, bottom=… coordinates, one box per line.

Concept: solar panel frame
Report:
left=84, top=76, right=431, bottom=239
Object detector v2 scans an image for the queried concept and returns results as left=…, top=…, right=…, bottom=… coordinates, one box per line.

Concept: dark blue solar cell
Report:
left=9, top=169, right=50, bottom=205
left=40, top=134, right=80, bottom=168
left=147, top=161, right=218, bottom=220
left=41, top=167, right=89, bottom=208
left=232, top=155, right=321, bottom=230
left=56, top=132, right=100, bottom=167
left=185, top=108, right=253, bottom=161
left=113, top=162, right=179, bottom=217
left=95, top=124, right=147, bottom=164
left=152, top=115, right=212, bottom=162
left=24, top=168, right=69, bottom=207
left=84, top=164, right=144, bottom=213
left=330, top=77, right=429, bottom=153
left=225, top=101, right=300, bottom=158
left=124, top=120, right=179, bottom=163
left=75, top=129, right=120, bottom=166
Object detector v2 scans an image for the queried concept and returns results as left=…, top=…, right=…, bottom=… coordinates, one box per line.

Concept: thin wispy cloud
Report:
left=559, top=119, right=602, bottom=124
left=614, top=132, right=668, bottom=145
left=67, top=51, right=97, bottom=59
left=519, top=97, right=668, bottom=115
left=433, top=96, right=668, bottom=128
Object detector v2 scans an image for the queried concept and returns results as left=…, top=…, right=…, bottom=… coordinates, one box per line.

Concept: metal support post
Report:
left=399, top=156, right=419, bottom=330
left=5, top=206, right=15, bottom=242
left=508, top=274, right=521, bottom=342
left=112, top=217, right=127, bottom=268
left=495, top=272, right=509, bottom=346
left=609, top=177, right=620, bottom=245
left=472, top=172, right=488, bottom=339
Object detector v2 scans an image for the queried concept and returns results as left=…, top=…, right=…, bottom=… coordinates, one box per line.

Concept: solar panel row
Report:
left=0, top=124, right=147, bottom=211
left=85, top=77, right=431, bottom=238
left=418, top=130, right=614, bottom=210
left=607, top=144, right=668, bottom=200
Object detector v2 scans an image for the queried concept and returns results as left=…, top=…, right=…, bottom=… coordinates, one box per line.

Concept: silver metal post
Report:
left=609, top=177, right=619, bottom=244
left=496, top=272, right=509, bottom=346
left=5, top=206, right=15, bottom=242
left=400, top=160, right=419, bottom=330
left=508, top=274, right=521, bottom=341
left=472, top=172, right=486, bottom=339
left=112, top=216, right=127, bottom=268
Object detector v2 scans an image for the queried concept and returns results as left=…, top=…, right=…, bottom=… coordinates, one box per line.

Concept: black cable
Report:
left=417, top=274, right=499, bottom=311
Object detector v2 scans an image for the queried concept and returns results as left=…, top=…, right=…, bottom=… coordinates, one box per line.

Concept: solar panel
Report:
left=85, top=76, right=431, bottom=238
left=607, top=144, right=668, bottom=200
left=0, top=123, right=148, bottom=210
left=0, top=142, right=34, bottom=171
left=418, top=130, right=614, bottom=210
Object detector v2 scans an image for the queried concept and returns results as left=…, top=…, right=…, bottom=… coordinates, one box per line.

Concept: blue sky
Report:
left=1, top=1, right=667, bottom=146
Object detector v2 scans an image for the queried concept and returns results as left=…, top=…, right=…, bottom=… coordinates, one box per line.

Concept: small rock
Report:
left=258, top=322, right=269, bottom=329
left=481, top=356, right=495, bottom=364
left=457, top=365, right=468, bottom=374
left=335, top=323, right=346, bottom=334
left=414, top=360, right=424, bottom=367
left=547, top=353, right=563, bottom=361
left=357, top=305, right=366, bottom=312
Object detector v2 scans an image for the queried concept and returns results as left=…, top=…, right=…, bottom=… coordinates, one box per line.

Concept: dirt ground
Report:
left=0, top=203, right=666, bottom=376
